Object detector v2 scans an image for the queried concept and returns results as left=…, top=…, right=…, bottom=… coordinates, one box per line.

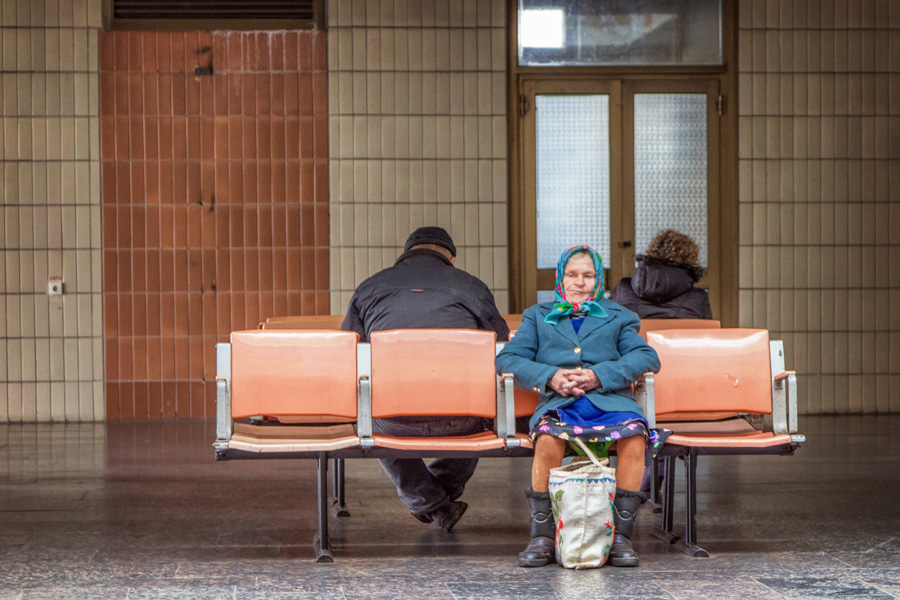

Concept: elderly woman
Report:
left=496, top=246, right=667, bottom=568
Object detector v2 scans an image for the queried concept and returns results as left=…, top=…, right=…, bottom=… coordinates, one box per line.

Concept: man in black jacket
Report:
left=341, top=226, right=509, bottom=532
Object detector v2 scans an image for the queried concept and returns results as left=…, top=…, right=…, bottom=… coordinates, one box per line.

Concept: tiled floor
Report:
left=0, top=416, right=898, bottom=599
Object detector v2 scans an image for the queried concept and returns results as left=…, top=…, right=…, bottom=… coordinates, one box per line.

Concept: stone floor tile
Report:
left=237, top=590, right=347, bottom=600
left=20, top=588, right=129, bottom=600
left=339, top=581, right=455, bottom=599
left=657, top=576, right=786, bottom=600
left=859, top=573, right=900, bottom=598
left=447, top=579, right=562, bottom=599
left=550, top=573, right=675, bottom=598
left=827, top=553, right=900, bottom=570
left=754, top=574, right=896, bottom=599
left=125, top=588, right=238, bottom=600
left=0, top=416, right=897, bottom=599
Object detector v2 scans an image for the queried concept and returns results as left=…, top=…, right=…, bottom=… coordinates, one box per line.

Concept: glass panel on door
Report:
left=534, top=94, right=611, bottom=302
left=519, top=80, right=717, bottom=312
left=633, top=93, right=709, bottom=267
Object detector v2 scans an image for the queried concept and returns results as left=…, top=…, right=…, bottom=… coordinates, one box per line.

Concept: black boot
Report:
left=432, top=500, right=468, bottom=533
left=609, top=488, right=642, bottom=567
left=517, top=488, right=556, bottom=567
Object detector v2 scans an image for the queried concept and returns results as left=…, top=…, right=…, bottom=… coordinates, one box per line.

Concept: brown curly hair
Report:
left=644, top=229, right=700, bottom=267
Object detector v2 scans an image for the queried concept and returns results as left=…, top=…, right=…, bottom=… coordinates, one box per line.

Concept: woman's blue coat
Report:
left=495, top=299, right=661, bottom=430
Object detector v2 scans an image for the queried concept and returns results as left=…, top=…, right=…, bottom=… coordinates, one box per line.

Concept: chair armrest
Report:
left=769, top=341, right=798, bottom=435
left=357, top=375, right=373, bottom=448
left=773, top=371, right=798, bottom=434
left=215, top=343, right=232, bottom=444
left=634, top=372, right=655, bottom=429
left=357, top=342, right=374, bottom=448
left=498, top=373, right=520, bottom=448
left=773, top=370, right=794, bottom=382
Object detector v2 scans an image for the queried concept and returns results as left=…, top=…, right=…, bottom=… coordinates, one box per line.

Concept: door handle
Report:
left=617, top=241, right=633, bottom=248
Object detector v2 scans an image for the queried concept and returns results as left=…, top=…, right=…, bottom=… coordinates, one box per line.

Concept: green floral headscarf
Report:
left=544, top=246, right=608, bottom=325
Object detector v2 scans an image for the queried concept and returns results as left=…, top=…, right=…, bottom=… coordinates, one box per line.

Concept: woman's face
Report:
left=562, top=254, right=596, bottom=305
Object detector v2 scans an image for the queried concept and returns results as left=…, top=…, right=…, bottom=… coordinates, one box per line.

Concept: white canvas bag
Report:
left=548, top=438, right=617, bottom=569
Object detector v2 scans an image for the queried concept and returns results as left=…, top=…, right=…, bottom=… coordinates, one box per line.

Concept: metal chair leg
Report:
left=652, top=454, right=680, bottom=544
left=650, top=455, right=662, bottom=512
left=313, top=452, right=334, bottom=563
left=650, top=456, right=660, bottom=504
left=674, top=448, right=709, bottom=558
left=331, top=458, right=350, bottom=517
left=664, top=455, right=676, bottom=533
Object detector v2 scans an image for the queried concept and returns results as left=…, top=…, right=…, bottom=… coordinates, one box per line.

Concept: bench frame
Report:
left=213, top=338, right=529, bottom=562
left=215, top=328, right=804, bottom=562
left=636, top=338, right=805, bottom=557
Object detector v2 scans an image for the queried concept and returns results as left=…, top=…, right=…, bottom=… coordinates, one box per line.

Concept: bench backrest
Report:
left=646, top=328, right=773, bottom=417
left=370, top=329, right=498, bottom=418
left=260, top=315, right=345, bottom=330
left=638, top=318, right=721, bottom=339
left=502, top=314, right=522, bottom=331
left=230, top=330, right=359, bottom=419
left=506, top=318, right=721, bottom=419
left=639, top=319, right=728, bottom=420
left=262, top=314, right=523, bottom=331
left=514, top=389, right=540, bottom=417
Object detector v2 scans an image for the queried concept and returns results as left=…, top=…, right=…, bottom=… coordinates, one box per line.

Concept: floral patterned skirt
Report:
left=529, top=407, right=671, bottom=466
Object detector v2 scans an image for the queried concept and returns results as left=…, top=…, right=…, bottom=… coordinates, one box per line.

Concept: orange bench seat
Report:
left=214, top=323, right=803, bottom=563
left=639, top=328, right=804, bottom=557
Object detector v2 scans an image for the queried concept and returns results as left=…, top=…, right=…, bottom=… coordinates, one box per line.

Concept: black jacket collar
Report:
left=394, top=248, right=454, bottom=267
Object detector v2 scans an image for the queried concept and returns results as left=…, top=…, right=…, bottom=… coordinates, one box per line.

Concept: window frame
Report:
left=102, top=0, right=325, bottom=32
left=506, top=0, right=738, bottom=324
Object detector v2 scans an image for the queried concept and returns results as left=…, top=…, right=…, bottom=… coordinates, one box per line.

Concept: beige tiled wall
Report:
left=326, top=0, right=510, bottom=314
left=737, top=0, right=900, bottom=413
left=0, top=0, right=103, bottom=422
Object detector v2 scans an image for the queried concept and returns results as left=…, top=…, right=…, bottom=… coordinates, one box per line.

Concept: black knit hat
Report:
left=403, top=226, right=456, bottom=257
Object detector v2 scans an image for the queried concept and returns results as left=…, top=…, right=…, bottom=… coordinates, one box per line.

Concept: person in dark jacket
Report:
left=609, top=229, right=712, bottom=498
left=341, top=226, right=509, bottom=533
left=609, top=229, right=712, bottom=320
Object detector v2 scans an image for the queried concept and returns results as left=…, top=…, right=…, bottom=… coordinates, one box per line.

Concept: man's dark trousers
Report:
left=373, top=416, right=486, bottom=515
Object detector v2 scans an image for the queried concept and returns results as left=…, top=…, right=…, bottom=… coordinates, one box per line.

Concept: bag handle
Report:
left=573, top=437, right=606, bottom=468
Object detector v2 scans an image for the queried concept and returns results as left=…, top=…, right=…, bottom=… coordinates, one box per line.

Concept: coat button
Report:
left=532, top=386, right=541, bottom=392
left=574, top=347, right=581, bottom=353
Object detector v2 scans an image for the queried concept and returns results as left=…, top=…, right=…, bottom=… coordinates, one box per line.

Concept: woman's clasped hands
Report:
left=548, top=368, right=600, bottom=397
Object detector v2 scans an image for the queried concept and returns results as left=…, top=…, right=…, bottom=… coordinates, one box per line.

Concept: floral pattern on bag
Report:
left=548, top=451, right=617, bottom=569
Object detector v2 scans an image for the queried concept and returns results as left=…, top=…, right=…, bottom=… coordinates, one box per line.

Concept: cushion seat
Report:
left=658, top=418, right=759, bottom=435
left=665, top=431, right=793, bottom=448
left=229, top=422, right=359, bottom=452
left=372, top=431, right=505, bottom=451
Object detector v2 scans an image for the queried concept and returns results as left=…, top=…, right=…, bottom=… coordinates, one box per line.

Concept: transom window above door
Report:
left=518, top=0, right=723, bottom=67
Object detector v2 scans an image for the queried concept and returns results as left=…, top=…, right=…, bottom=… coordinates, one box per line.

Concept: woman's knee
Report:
left=534, top=434, right=567, bottom=457
left=615, top=436, right=645, bottom=460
